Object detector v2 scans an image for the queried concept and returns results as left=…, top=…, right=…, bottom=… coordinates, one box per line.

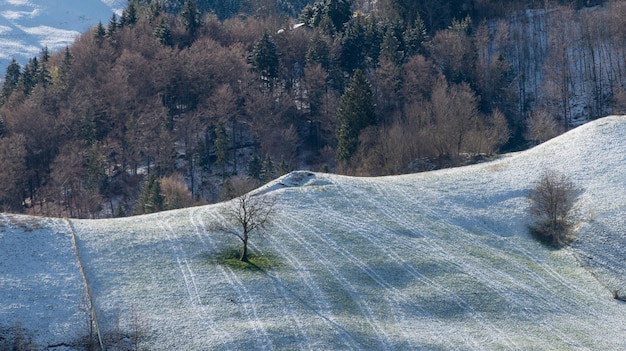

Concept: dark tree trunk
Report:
left=240, top=237, right=249, bottom=262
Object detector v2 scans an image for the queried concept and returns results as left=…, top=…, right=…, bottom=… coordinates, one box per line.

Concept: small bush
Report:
left=528, top=169, right=579, bottom=247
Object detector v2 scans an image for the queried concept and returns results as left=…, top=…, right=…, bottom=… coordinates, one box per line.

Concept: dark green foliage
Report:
left=106, top=14, right=118, bottom=38
left=299, top=0, right=352, bottom=35
left=249, top=33, right=280, bottom=87
left=214, top=124, right=229, bottom=171
left=339, top=18, right=367, bottom=73
left=181, top=0, right=200, bottom=39
left=94, top=21, right=106, bottom=45
left=261, top=154, right=275, bottom=183
left=403, top=16, right=428, bottom=57
left=306, top=33, right=331, bottom=69
left=0, top=116, right=5, bottom=138
left=154, top=18, right=173, bottom=46
left=336, top=69, right=376, bottom=162
left=247, top=154, right=262, bottom=180
left=279, top=157, right=290, bottom=176
left=37, top=48, right=52, bottom=88
left=135, top=174, right=165, bottom=214
left=85, top=143, right=108, bottom=193
left=19, top=57, right=38, bottom=95
left=1, top=59, right=21, bottom=104
left=380, top=25, right=404, bottom=65
left=120, top=2, right=139, bottom=27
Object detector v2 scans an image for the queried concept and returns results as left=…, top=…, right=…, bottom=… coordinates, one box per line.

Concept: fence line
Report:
left=66, top=218, right=105, bottom=351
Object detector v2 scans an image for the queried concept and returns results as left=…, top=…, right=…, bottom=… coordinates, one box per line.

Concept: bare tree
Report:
left=216, top=178, right=275, bottom=262
left=524, top=108, right=564, bottom=145
left=528, top=169, right=579, bottom=246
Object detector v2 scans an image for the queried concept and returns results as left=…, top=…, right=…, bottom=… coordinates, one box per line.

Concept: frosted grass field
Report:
left=1, top=115, right=626, bottom=349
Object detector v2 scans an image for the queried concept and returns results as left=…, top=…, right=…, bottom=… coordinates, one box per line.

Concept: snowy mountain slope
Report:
left=0, top=0, right=121, bottom=73
left=2, top=115, right=626, bottom=350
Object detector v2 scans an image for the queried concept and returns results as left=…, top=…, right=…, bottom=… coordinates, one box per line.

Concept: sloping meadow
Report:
left=2, top=115, right=626, bottom=349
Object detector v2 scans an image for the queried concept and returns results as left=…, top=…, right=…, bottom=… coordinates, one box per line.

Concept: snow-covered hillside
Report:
left=0, top=0, right=121, bottom=74
left=1, top=115, right=626, bottom=350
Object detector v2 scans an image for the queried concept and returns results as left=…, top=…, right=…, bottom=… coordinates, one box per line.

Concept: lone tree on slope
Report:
left=528, top=169, right=579, bottom=246
left=215, top=177, right=276, bottom=262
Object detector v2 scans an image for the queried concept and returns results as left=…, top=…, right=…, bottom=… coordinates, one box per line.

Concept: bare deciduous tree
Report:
left=216, top=178, right=276, bottom=262
left=528, top=169, right=579, bottom=246
left=525, top=109, right=564, bottom=145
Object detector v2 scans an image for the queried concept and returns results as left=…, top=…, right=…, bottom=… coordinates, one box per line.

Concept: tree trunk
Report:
left=240, top=238, right=249, bottom=262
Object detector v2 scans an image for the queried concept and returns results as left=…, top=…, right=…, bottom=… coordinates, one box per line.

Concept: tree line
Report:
left=0, top=0, right=621, bottom=217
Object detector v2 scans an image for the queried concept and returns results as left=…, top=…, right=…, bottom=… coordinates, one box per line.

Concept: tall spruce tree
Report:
left=181, top=0, right=200, bottom=39
left=120, top=2, right=138, bottom=27
left=336, top=69, right=376, bottom=163
left=249, top=33, right=280, bottom=88
left=135, top=174, right=164, bottom=214
left=1, top=59, right=21, bottom=104
left=94, top=21, right=106, bottom=45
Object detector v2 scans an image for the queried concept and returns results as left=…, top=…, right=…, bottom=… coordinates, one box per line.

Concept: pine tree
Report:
left=120, top=2, right=138, bottom=27
left=380, top=26, right=404, bottom=66
left=249, top=33, right=280, bottom=88
left=260, top=154, right=275, bottom=183
left=154, top=18, right=173, bottom=46
left=247, top=154, right=262, bottom=180
left=340, top=18, right=367, bottom=73
left=58, top=47, right=73, bottom=87
left=214, top=124, right=229, bottom=173
left=279, top=157, right=290, bottom=176
left=404, top=15, right=428, bottom=57
left=94, top=21, right=106, bottom=45
left=37, top=47, right=52, bottom=87
left=300, top=0, right=352, bottom=35
left=106, top=14, right=118, bottom=38
left=181, top=0, right=200, bottom=39
left=306, top=33, right=331, bottom=69
left=336, top=69, right=376, bottom=163
left=135, top=174, right=164, bottom=214
left=0, top=116, right=6, bottom=138
left=20, top=57, right=38, bottom=95
left=1, top=59, right=21, bottom=104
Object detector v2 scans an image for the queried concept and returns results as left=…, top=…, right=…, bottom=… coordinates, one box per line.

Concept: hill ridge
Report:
left=1, top=115, right=626, bottom=349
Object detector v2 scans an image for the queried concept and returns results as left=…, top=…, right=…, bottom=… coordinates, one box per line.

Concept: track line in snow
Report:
left=190, top=208, right=275, bottom=350
left=363, top=179, right=596, bottom=349
left=270, top=213, right=395, bottom=351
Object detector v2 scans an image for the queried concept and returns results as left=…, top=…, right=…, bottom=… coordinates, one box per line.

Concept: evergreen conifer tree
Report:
left=181, top=0, right=200, bottom=39
left=154, top=19, right=173, bottom=46
left=380, top=26, right=404, bottom=66
left=1, top=59, right=21, bottom=104
left=336, top=69, right=376, bottom=163
left=260, top=154, right=275, bottom=183
left=247, top=154, right=262, bottom=180
left=135, top=174, right=164, bottom=214
left=94, top=22, right=106, bottom=45
left=106, top=14, right=118, bottom=38
left=249, top=33, right=280, bottom=88
left=37, top=47, right=52, bottom=87
left=214, top=124, right=229, bottom=173
left=0, top=116, right=6, bottom=138
left=20, top=57, right=38, bottom=95
left=120, top=2, right=138, bottom=27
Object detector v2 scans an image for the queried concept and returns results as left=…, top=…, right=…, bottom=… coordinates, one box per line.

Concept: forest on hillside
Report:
left=0, top=0, right=623, bottom=218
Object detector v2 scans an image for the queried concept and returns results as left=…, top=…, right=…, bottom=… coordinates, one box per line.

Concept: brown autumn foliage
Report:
left=0, top=0, right=618, bottom=217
